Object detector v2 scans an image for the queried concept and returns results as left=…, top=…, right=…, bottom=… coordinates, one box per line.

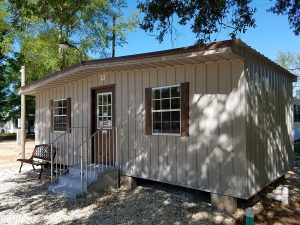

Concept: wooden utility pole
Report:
left=20, top=66, right=26, bottom=159
left=112, top=15, right=116, bottom=58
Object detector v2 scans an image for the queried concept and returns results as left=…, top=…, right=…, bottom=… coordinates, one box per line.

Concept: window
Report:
left=152, top=85, right=181, bottom=134
left=51, top=98, right=71, bottom=132
left=295, top=104, right=300, bottom=122
left=145, top=82, right=189, bottom=136
left=97, top=92, right=112, bottom=129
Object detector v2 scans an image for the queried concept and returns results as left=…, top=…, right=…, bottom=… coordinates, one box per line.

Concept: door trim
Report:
left=91, top=85, right=116, bottom=164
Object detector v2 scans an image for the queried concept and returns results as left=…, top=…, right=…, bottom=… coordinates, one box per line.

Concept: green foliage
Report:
left=0, top=0, right=137, bottom=122
left=138, top=0, right=299, bottom=44
left=7, top=0, right=138, bottom=59
left=137, top=0, right=257, bottom=44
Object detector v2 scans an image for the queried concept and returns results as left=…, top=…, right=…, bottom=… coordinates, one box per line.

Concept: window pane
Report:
left=102, top=106, right=108, bottom=116
left=171, top=98, right=180, bottom=109
left=60, top=116, right=66, bottom=123
left=171, top=111, right=180, bottom=122
left=60, top=124, right=66, bottom=131
left=103, top=95, right=107, bottom=105
left=107, top=118, right=112, bottom=128
left=108, top=105, right=111, bottom=116
left=162, top=112, right=171, bottom=122
left=98, top=106, right=102, bottom=116
left=62, top=108, right=67, bottom=115
left=53, top=101, right=59, bottom=107
left=162, top=122, right=171, bottom=133
left=161, top=99, right=170, bottom=110
left=153, top=112, right=161, bottom=122
left=153, top=122, right=161, bottom=133
left=153, top=100, right=161, bottom=110
left=153, top=89, right=160, bottom=99
left=107, top=94, right=111, bottom=104
left=170, top=122, right=180, bottom=133
left=171, top=86, right=180, bottom=97
left=54, top=116, right=60, bottom=124
left=161, top=87, right=170, bottom=99
left=61, top=100, right=67, bottom=107
left=98, top=118, right=103, bottom=128
left=98, top=95, right=102, bottom=105
left=53, top=108, right=60, bottom=116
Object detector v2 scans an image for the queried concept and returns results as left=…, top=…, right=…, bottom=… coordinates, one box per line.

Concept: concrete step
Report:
left=48, top=164, right=117, bottom=199
left=48, top=183, right=85, bottom=199
left=59, top=174, right=89, bottom=191
left=69, top=164, right=115, bottom=176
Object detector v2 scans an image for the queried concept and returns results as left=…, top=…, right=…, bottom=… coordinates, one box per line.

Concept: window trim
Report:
left=151, top=84, right=181, bottom=136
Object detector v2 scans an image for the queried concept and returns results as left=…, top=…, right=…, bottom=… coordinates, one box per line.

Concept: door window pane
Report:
left=97, top=92, right=113, bottom=129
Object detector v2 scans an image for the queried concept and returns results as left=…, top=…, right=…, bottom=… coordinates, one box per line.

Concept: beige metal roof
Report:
left=19, top=39, right=297, bottom=95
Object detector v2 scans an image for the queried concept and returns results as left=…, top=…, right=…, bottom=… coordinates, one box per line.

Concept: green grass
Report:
left=0, top=133, right=35, bottom=142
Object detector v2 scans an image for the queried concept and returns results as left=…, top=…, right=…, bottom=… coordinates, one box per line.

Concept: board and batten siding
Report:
left=243, top=51, right=294, bottom=197
left=35, top=60, right=248, bottom=198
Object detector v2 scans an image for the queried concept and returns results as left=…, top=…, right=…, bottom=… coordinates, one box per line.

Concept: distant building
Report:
left=0, top=120, right=17, bottom=133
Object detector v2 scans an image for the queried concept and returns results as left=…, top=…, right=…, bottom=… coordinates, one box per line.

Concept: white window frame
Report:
left=152, top=84, right=181, bottom=136
left=97, top=92, right=113, bottom=130
left=53, top=98, right=68, bottom=132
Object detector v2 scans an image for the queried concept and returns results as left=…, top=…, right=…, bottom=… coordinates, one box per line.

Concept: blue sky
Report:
left=115, top=1, right=300, bottom=62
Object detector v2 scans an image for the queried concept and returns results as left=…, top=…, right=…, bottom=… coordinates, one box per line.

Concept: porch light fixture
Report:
left=59, top=41, right=83, bottom=65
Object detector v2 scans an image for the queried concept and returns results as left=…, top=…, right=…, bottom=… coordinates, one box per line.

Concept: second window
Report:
left=152, top=85, right=181, bottom=134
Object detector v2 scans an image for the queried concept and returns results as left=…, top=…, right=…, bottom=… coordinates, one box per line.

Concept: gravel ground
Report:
left=0, top=158, right=299, bottom=225
left=0, top=166, right=239, bottom=225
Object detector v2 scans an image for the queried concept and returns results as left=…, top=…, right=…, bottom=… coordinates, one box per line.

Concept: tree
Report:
left=137, top=0, right=299, bottom=44
left=0, top=0, right=138, bottom=122
left=276, top=51, right=300, bottom=96
left=7, top=0, right=138, bottom=65
left=0, top=1, right=15, bottom=121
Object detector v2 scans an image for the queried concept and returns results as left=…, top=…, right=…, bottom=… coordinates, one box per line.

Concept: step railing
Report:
left=75, top=126, right=118, bottom=193
left=50, top=127, right=87, bottom=183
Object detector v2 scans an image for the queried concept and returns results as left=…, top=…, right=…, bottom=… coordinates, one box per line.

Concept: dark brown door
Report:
left=91, top=86, right=115, bottom=165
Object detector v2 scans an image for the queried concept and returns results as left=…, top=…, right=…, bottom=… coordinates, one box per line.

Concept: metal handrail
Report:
left=74, top=128, right=101, bottom=151
left=50, top=127, right=87, bottom=183
left=75, top=127, right=118, bottom=195
left=74, top=128, right=103, bottom=193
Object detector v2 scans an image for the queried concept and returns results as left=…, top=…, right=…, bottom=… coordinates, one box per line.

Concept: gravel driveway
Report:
left=0, top=166, right=238, bottom=225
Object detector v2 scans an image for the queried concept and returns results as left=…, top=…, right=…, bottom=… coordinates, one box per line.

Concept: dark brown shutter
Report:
left=180, top=82, right=189, bottom=136
left=145, top=87, right=152, bottom=135
left=66, top=98, right=71, bottom=133
left=50, top=100, right=53, bottom=132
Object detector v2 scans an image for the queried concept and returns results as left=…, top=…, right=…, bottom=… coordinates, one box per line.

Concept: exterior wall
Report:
left=243, top=52, right=294, bottom=197
left=35, top=59, right=248, bottom=198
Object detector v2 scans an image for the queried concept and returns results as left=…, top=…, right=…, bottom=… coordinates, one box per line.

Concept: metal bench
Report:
left=17, top=144, right=56, bottom=179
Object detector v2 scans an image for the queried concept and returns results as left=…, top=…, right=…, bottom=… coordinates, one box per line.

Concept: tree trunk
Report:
left=112, top=15, right=116, bottom=58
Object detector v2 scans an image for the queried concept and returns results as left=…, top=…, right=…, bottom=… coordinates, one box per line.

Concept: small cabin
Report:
left=19, top=40, right=295, bottom=202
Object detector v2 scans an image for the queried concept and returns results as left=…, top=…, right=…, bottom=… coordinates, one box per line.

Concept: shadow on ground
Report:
left=1, top=166, right=236, bottom=225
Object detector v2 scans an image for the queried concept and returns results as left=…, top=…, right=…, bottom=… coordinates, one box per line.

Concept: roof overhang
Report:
left=18, top=39, right=297, bottom=95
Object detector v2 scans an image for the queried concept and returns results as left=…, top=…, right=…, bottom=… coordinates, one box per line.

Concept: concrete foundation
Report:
left=88, top=169, right=118, bottom=194
left=120, top=175, right=137, bottom=190
left=211, top=193, right=237, bottom=214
